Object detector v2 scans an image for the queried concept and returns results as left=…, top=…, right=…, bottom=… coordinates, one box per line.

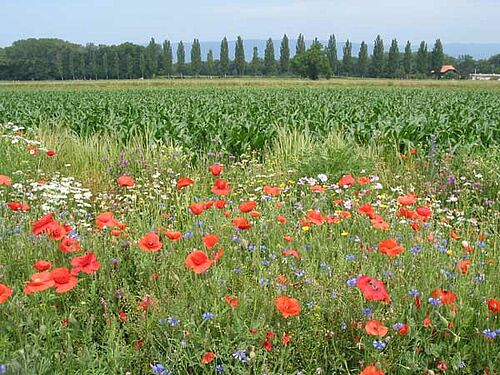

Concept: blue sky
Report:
left=1, top=0, right=499, bottom=47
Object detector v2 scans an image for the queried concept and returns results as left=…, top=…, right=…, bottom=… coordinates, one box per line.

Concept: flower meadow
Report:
left=0, top=120, right=499, bottom=375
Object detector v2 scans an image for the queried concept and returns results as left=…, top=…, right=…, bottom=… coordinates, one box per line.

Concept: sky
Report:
left=1, top=0, right=500, bottom=47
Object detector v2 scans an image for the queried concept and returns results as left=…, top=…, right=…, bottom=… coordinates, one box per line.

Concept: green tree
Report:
left=191, top=38, right=202, bottom=76
left=358, top=41, right=369, bottom=77
left=326, top=34, right=338, bottom=75
left=102, top=51, right=109, bottom=79
left=342, top=40, right=352, bottom=75
left=163, top=40, right=173, bottom=76
left=291, top=41, right=330, bottom=80
left=251, top=46, right=261, bottom=75
left=235, top=36, right=245, bottom=76
left=296, top=33, right=306, bottom=56
left=206, top=49, right=214, bottom=76
left=431, top=39, right=444, bottom=72
left=112, top=51, right=120, bottom=79
left=146, top=37, right=159, bottom=77
left=264, top=38, right=276, bottom=75
left=279, top=34, right=290, bottom=74
left=139, top=51, right=146, bottom=78
left=219, top=37, right=229, bottom=76
left=176, top=41, right=185, bottom=76
left=416, top=41, right=428, bottom=75
left=387, top=38, right=400, bottom=77
left=403, top=41, right=412, bottom=77
left=371, top=35, right=385, bottom=77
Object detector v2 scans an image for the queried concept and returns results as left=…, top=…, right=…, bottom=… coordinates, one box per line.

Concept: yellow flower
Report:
left=302, top=226, right=310, bottom=232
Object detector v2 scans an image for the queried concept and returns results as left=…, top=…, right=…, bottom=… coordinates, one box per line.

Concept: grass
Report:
left=0, top=117, right=499, bottom=374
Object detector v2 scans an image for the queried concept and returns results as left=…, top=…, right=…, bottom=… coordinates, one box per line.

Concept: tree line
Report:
left=0, top=35, right=499, bottom=80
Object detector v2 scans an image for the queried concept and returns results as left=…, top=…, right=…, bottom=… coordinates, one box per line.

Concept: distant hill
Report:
left=173, top=40, right=500, bottom=62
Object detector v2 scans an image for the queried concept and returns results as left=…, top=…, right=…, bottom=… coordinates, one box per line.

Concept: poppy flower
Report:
left=52, top=267, right=78, bottom=293
left=397, top=324, right=409, bottom=335
left=371, top=217, right=389, bottom=230
left=263, top=339, right=273, bottom=351
left=214, top=199, right=226, bottom=209
left=276, top=215, right=287, bottom=224
left=59, top=237, right=81, bottom=253
left=32, top=213, right=56, bottom=235
left=378, top=238, right=404, bottom=257
left=0, top=283, right=12, bottom=304
left=398, top=193, right=417, bottom=205
left=27, top=145, right=38, bottom=155
left=224, top=295, right=238, bottom=308
left=282, top=250, right=301, bottom=260
left=450, top=230, right=461, bottom=240
left=311, top=185, right=325, bottom=193
left=96, top=211, right=119, bottom=229
left=138, top=232, right=163, bottom=252
left=165, top=230, right=182, bottom=241
left=416, top=206, right=432, bottom=218
left=360, top=365, right=384, bottom=375
left=0, top=175, right=13, bottom=186
left=7, top=201, right=30, bottom=211
left=189, top=202, right=205, bottom=215
left=232, top=217, right=252, bottom=230
left=487, top=298, right=500, bottom=314
left=44, top=221, right=67, bottom=241
left=46, top=150, right=56, bottom=157
left=211, top=178, right=231, bottom=195
left=305, top=210, right=324, bottom=226
left=338, top=174, right=355, bottom=187
left=209, top=163, right=223, bottom=176
left=185, top=249, right=223, bottom=274
left=282, top=332, right=292, bottom=345
left=274, top=295, right=301, bottom=318
left=432, top=289, right=457, bottom=305
left=357, top=176, right=371, bottom=185
left=34, top=260, right=51, bottom=272
left=71, top=252, right=100, bottom=275
left=457, top=259, right=472, bottom=274
left=177, top=177, right=194, bottom=190
left=23, top=272, right=54, bottom=294
left=117, top=175, right=135, bottom=187
left=358, top=203, right=375, bottom=217
left=365, top=320, right=388, bottom=337
left=202, top=234, right=219, bottom=249
left=263, top=185, right=281, bottom=196
left=201, top=352, right=215, bottom=364
left=239, top=200, right=257, bottom=213
left=356, top=276, right=390, bottom=303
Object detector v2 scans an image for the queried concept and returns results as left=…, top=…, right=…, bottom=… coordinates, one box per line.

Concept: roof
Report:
left=440, top=65, right=458, bottom=74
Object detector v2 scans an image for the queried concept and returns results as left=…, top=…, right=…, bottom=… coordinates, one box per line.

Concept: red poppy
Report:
left=202, top=234, right=219, bottom=249
left=398, top=193, right=417, bottom=205
left=274, top=295, right=301, bottom=318
left=185, top=249, right=223, bottom=274
left=211, top=178, right=231, bottom=195
left=356, top=275, right=390, bottom=303
left=397, top=324, right=409, bottom=335
left=71, top=252, right=100, bottom=275
left=450, top=230, right=461, bottom=240
left=358, top=203, right=375, bottom=217
left=32, top=213, right=56, bottom=235
left=357, top=176, right=371, bottom=185
left=457, top=259, right=472, bottom=274
left=0, top=175, right=13, bottom=186
left=416, top=206, right=432, bottom=218
left=209, top=163, right=223, bottom=176
left=165, top=230, right=182, bottom=241
left=487, top=298, right=500, bottom=314
left=282, top=332, right=292, bottom=345
left=276, top=215, right=287, bottom=224
left=7, top=201, right=30, bottom=211
left=96, top=211, right=119, bottom=229
left=59, top=237, right=81, bottom=253
left=263, top=339, right=273, bottom=351
left=360, top=365, right=385, bottom=375
left=338, top=174, right=355, bottom=187
left=177, top=177, right=194, bottom=190
left=282, top=250, right=301, bottom=260
left=201, top=352, right=215, bottom=364
left=214, top=199, right=226, bottom=209
left=34, top=260, right=51, bottom=272
left=23, top=272, right=54, bottom=294
left=27, top=145, right=38, bottom=155
left=311, top=185, right=325, bottom=193
left=138, top=232, right=163, bottom=252
left=46, top=150, right=56, bottom=157
left=52, top=267, right=78, bottom=293
left=263, top=185, right=281, bottom=196
left=371, top=217, right=390, bottom=230
left=305, top=210, right=324, bottom=226
left=432, top=289, right=457, bottom=305
left=0, top=283, right=12, bottom=304
left=119, top=310, right=127, bottom=322
left=189, top=202, right=205, bottom=215
left=232, top=217, right=252, bottom=230
left=365, top=320, right=388, bottom=337
left=378, top=238, right=404, bottom=257
left=117, top=175, right=135, bottom=187
left=239, top=200, right=257, bottom=213
left=224, top=295, right=238, bottom=308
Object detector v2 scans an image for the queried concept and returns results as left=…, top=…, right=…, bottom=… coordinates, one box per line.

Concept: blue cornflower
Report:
left=347, top=277, right=359, bottom=287
left=0, top=364, right=6, bottom=374
left=410, top=245, right=422, bottom=255
left=482, top=329, right=497, bottom=339
left=346, top=254, right=355, bottom=261
left=361, top=308, right=372, bottom=316
left=167, top=316, right=179, bottom=326
left=260, top=245, right=267, bottom=251
left=393, top=322, right=404, bottom=330
left=373, top=340, right=386, bottom=350
left=216, top=364, right=225, bottom=373
left=307, top=300, right=317, bottom=309
left=150, top=363, right=171, bottom=375
left=248, top=245, right=256, bottom=251
left=428, top=297, right=442, bottom=306
left=232, top=349, right=247, bottom=363
left=295, top=270, right=305, bottom=277
left=202, top=312, right=215, bottom=320
left=408, top=289, right=420, bottom=297
left=304, top=244, right=312, bottom=251
left=183, top=231, right=193, bottom=239
left=261, top=260, right=270, bottom=266
left=268, top=253, right=276, bottom=260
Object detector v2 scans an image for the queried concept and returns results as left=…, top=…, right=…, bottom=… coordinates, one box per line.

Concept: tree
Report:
left=139, top=51, right=146, bottom=78
left=296, top=33, right=306, bottom=56
left=387, top=38, right=400, bottom=77
left=112, top=51, right=120, bottom=79
left=416, top=41, right=428, bottom=75
left=457, top=54, right=476, bottom=76
left=279, top=34, right=290, bottom=74
left=264, top=38, right=276, bottom=75
left=146, top=38, right=159, bottom=77
left=291, top=41, right=330, bottom=80
left=326, top=34, right=338, bottom=75
left=431, top=39, right=444, bottom=72
left=235, top=36, right=245, bottom=76
left=220, top=37, right=229, bottom=76
left=371, top=35, right=385, bottom=77
left=206, top=49, right=214, bottom=76
left=176, top=41, right=185, bottom=76
left=342, top=40, right=352, bottom=75
left=251, top=46, right=261, bottom=75
left=191, top=38, right=202, bottom=76
left=403, top=41, right=412, bottom=77
left=163, top=40, right=173, bottom=77
left=358, top=41, right=369, bottom=77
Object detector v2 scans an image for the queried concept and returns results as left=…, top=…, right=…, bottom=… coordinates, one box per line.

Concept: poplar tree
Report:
left=264, top=38, right=276, bottom=75
left=387, top=38, right=400, bottom=77
left=163, top=40, right=173, bottom=76
left=220, top=37, right=229, bottom=76
left=251, top=46, right=261, bottom=75
left=112, top=51, right=120, bottom=79
left=326, top=34, right=338, bottom=75
left=191, top=38, right=202, bottom=76
left=296, top=33, right=306, bottom=56
left=431, top=39, right=444, bottom=71
left=146, top=37, right=159, bottom=77
left=235, top=36, right=245, bottom=75
left=342, top=40, right=352, bottom=75
left=358, top=41, right=369, bottom=77
left=416, top=41, right=428, bottom=75
left=207, top=49, right=214, bottom=76
left=371, top=35, right=385, bottom=77
left=177, top=41, right=185, bottom=76
left=279, top=34, right=290, bottom=74
left=403, top=41, right=412, bottom=77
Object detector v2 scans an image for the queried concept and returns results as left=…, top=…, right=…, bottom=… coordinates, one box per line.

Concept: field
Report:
left=0, top=79, right=499, bottom=374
